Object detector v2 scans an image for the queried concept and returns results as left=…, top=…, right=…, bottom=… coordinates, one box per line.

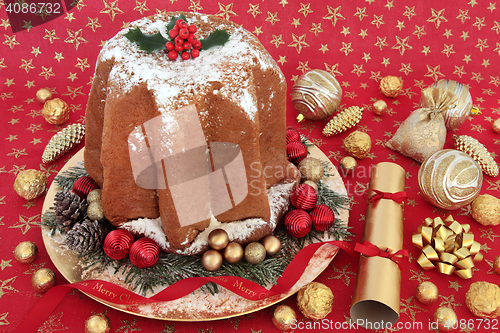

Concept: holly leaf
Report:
left=124, top=27, right=168, bottom=53
left=200, top=29, right=230, bottom=50
left=166, top=13, right=188, bottom=31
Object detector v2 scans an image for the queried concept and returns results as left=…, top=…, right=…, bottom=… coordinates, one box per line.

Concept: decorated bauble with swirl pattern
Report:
left=418, top=149, right=482, bottom=210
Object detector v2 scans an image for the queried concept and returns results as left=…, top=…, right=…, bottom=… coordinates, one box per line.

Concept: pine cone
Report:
left=42, top=123, right=85, bottom=163
left=54, top=190, right=88, bottom=231
left=65, top=219, right=104, bottom=253
left=453, top=134, right=499, bottom=177
left=322, top=106, right=364, bottom=137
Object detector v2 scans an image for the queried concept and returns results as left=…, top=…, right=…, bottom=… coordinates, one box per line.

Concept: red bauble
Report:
left=72, top=176, right=99, bottom=198
left=103, top=229, right=134, bottom=260
left=286, top=128, right=301, bottom=144
left=310, top=204, right=335, bottom=231
left=129, top=238, right=160, bottom=268
left=290, top=184, right=317, bottom=211
left=284, top=209, right=312, bottom=238
left=286, top=141, right=308, bottom=165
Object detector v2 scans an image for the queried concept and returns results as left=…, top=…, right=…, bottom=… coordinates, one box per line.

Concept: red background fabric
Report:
left=1, top=0, right=499, bottom=332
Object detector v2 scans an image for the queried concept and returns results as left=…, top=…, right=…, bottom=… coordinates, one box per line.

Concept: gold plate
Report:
left=42, top=144, right=349, bottom=321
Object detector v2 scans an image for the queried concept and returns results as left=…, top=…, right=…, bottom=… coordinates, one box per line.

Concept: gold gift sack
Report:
left=385, top=87, right=458, bottom=163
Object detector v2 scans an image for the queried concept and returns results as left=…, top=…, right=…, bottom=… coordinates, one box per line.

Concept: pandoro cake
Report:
left=84, top=12, right=299, bottom=255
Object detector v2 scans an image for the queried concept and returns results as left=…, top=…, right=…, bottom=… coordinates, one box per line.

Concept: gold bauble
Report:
left=261, top=235, right=281, bottom=256
left=418, top=150, right=482, bottom=210
left=380, top=75, right=403, bottom=98
left=494, top=256, right=500, bottom=275
left=208, top=229, right=229, bottom=250
left=339, top=156, right=357, bottom=175
left=493, top=118, right=500, bottom=134
left=298, top=157, right=324, bottom=183
left=87, top=189, right=102, bottom=204
left=471, top=194, right=500, bottom=227
left=201, top=249, right=223, bottom=271
left=13, top=169, right=47, bottom=200
left=372, top=99, right=388, bottom=116
left=302, top=180, right=318, bottom=192
left=14, top=241, right=38, bottom=263
left=223, top=242, right=244, bottom=264
left=85, top=313, right=111, bottom=333
left=430, top=79, right=472, bottom=130
left=343, top=130, right=371, bottom=159
left=415, top=281, right=439, bottom=305
left=32, top=268, right=56, bottom=293
left=466, top=281, right=500, bottom=319
left=296, top=282, right=334, bottom=320
left=291, top=69, right=342, bottom=121
left=433, top=307, right=458, bottom=332
left=272, top=305, right=297, bottom=331
left=36, top=88, right=52, bottom=103
left=42, top=98, right=70, bottom=125
left=244, top=242, right=266, bottom=264
left=87, top=201, right=105, bottom=221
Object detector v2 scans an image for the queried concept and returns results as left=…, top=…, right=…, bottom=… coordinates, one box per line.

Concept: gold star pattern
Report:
left=288, top=34, right=309, bottom=54
left=371, top=14, right=385, bottom=28
left=0, top=18, right=10, bottom=30
left=247, top=4, right=261, bottom=18
left=65, top=29, right=88, bottom=50
left=86, top=17, right=102, bottom=32
left=442, top=44, right=455, bottom=57
left=252, top=26, right=262, bottom=36
left=319, top=44, right=328, bottom=53
left=400, top=63, right=413, bottom=75
left=453, top=65, right=466, bottom=78
left=473, top=17, right=487, bottom=30
left=291, top=18, right=301, bottom=28
left=54, top=52, right=64, bottom=62
left=323, top=5, right=344, bottom=26
left=8, top=214, right=40, bottom=234
left=189, top=0, right=203, bottom=12
left=296, top=61, right=310, bottom=73
left=354, top=7, right=368, bottom=21
left=134, top=0, right=149, bottom=15
left=381, top=57, right=390, bottom=67
left=400, top=296, right=426, bottom=322
left=269, top=35, right=284, bottom=48
left=374, top=36, right=388, bottom=50
left=0, top=260, right=12, bottom=270
left=449, top=281, right=462, bottom=292
left=359, top=29, right=368, bottom=38
left=43, top=29, right=59, bottom=43
left=339, top=42, right=353, bottom=56
left=392, top=36, right=412, bottom=55
left=413, top=25, right=426, bottom=39
left=0, top=277, right=18, bottom=299
left=439, top=294, right=462, bottom=310
left=310, top=22, right=323, bottom=36
left=424, top=64, right=445, bottom=81
left=409, top=270, right=430, bottom=283
left=427, top=8, right=448, bottom=28
left=265, top=12, right=280, bottom=25
left=328, top=263, right=356, bottom=286
left=3, top=35, right=19, bottom=49
left=298, top=3, right=313, bottom=17
left=19, top=59, right=35, bottom=73
left=39, top=66, right=55, bottom=80
left=476, top=38, right=489, bottom=51
left=100, top=0, right=124, bottom=21
left=492, top=21, right=500, bottom=34
left=403, top=6, right=416, bottom=20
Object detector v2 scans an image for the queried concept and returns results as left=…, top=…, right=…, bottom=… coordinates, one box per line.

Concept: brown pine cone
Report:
left=54, top=190, right=88, bottom=231
left=65, top=219, right=104, bottom=253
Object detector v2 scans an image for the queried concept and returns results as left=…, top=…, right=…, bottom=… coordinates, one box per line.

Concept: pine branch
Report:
left=54, top=164, right=88, bottom=191
left=41, top=209, right=60, bottom=236
left=316, top=181, right=351, bottom=215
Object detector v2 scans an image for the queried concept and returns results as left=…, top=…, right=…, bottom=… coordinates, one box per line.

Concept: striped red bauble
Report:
left=310, top=204, right=335, bottom=231
left=129, top=237, right=160, bottom=268
left=103, top=229, right=134, bottom=260
left=286, top=128, right=301, bottom=144
left=286, top=141, right=308, bottom=165
left=290, top=184, right=317, bottom=211
left=284, top=209, right=312, bottom=238
left=73, top=176, right=100, bottom=198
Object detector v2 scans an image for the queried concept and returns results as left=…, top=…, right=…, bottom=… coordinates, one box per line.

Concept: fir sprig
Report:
left=54, top=164, right=89, bottom=191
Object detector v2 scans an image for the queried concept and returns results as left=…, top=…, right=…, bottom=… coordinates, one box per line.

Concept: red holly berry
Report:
left=191, top=48, right=200, bottom=58
left=168, top=50, right=178, bottom=60
left=174, top=44, right=184, bottom=52
left=181, top=51, right=190, bottom=60
left=183, top=42, right=192, bottom=50
left=193, top=40, right=202, bottom=50
left=188, top=24, right=197, bottom=33
left=174, top=36, right=184, bottom=46
left=179, top=21, right=188, bottom=30
left=179, top=28, right=189, bottom=39
left=176, top=19, right=185, bottom=28
left=168, top=28, right=178, bottom=39
left=187, top=34, right=197, bottom=44
left=165, top=42, right=174, bottom=51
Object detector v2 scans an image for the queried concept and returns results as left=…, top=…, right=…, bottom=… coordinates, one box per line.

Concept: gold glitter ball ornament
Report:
left=322, top=106, right=364, bottom=137
left=302, top=180, right=318, bottom=192
left=42, top=98, right=70, bottom=125
left=339, top=156, right=357, bottom=175
left=208, top=229, right=229, bottom=250
left=32, top=268, right=56, bottom=293
left=36, top=88, right=53, bottom=103
left=453, top=134, right=499, bottom=177
left=343, top=130, right=371, bottom=159
left=297, top=282, right=334, bottom=320
left=272, top=305, right=297, bottom=331
left=298, top=157, right=324, bottom=183
left=291, top=69, right=342, bottom=121
left=87, top=189, right=102, bottom=204
left=471, top=194, right=500, bottom=227
left=244, top=242, right=266, bottom=264
left=430, top=79, right=473, bottom=130
left=85, top=313, right=111, bottom=333
left=201, top=249, right=223, bottom=271
left=380, top=75, right=403, bottom=98
left=13, top=169, right=47, bottom=200
left=372, top=99, right=388, bottom=116
left=494, top=256, right=500, bottom=275
left=223, top=242, right=244, bottom=264
left=433, top=307, right=458, bottom=332
left=261, top=235, right=281, bottom=256
left=493, top=118, right=500, bottom=134
left=415, top=281, right=439, bottom=305
left=418, top=149, right=482, bottom=210
left=466, top=281, right=500, bottom=319
left=14, top=241, right=38, bottom=263
left=42, top=123, right=85, bottom=163
left=87, top=201, right=105, bottom=222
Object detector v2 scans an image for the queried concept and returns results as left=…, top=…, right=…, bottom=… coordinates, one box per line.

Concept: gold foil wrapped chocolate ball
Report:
left=372, top=99, right=388, bottom=116
left=85, top=313, right=111, bottom=333
left=201, top=249, right=223, bottom=271
left=471, top=194, right=500, bottom=227
left=493, top=118, right=500, bottom=134
left=42, top=98, right=70, bottom=125
left=291, top=69, right=342, bottom=121
left=244, top=242, right=266, bottom=264
left=272, top=305, right=297, bottom=331
left=494, top=256, right=500, bottom=275
left=418, top=150, right=482, bottom=210
left=36, top=88, right=52, bottom=103
left=208, top=229, right=229, bottom=251
left=13, top=169, right=47, bottom=200
left=261, top=235, right=281, bottom=256
left=14, top=241, right=38, bottom=263
left=380, top=75, right=403, bottom=98
left=296, top=282, right=334, bottom=320
left=223, top=242, right=244, bottom=264
left=466, top=281, right=500, bottom=319
left=298, top=157, right=324, bottom=183
left=87, top=201, right=105, bottom=222
left=415, top=281, right=439, bottom=305
left=433, top=307, right=458, bottom=331
left=32, top=268, right=56, bottom=293
left=343, top=130, right=371, bottom=159
left=339, top=156, right=357, bottom=175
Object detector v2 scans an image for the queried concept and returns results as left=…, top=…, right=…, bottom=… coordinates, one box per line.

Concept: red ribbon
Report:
left=366, top=189, right=408, bottom=204
left=354, top=241, right=409, bottom=269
